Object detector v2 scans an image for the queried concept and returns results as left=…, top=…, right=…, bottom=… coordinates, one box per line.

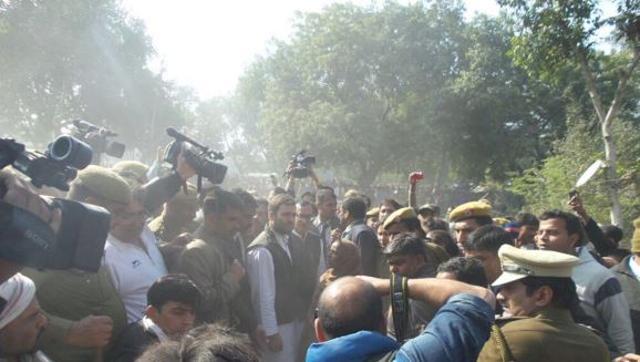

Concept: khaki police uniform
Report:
left=477, top=245, right=610, bottom=362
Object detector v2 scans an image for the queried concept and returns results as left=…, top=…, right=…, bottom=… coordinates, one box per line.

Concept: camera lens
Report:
left=49, top=136, right=93, bottom=169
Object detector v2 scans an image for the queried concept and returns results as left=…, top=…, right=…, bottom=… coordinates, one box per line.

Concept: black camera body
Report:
left=289, top=150, right=316, bottom=179
left=0, top=136, right=111, bottom=272
left=0, top=136, right=93, bottom=191
left=71, top=120, right=126, bottom=159
left=164, top=128, right=227, bottom=186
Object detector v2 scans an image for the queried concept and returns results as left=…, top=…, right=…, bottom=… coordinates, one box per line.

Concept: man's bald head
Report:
left=316, top=277, right=384, bottom=339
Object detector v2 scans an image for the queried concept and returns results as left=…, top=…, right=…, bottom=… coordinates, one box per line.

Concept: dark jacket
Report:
left=108, top=320, right=159, bottom=362
left=248, top=229, right=315, bottom=324
left=342, top=219, right=379, bottom=276
left=178, top=227, right=256, bottom=332
left=297, top=229, right=323, bottom=278
left=584, top=218, right=617, bottom=256
left=611, top=255, right=640, bottom=351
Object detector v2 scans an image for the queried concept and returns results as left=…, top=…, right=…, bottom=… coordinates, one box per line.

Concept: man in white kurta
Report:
left=247, top=194, right=310, bottom=362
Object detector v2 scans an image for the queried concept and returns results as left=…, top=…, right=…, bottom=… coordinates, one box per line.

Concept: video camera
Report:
left=288, top=150, right=316, bottom=179
left=0, top=136, right=111, bottom=272
left=164, top=128, right=227, bottom=189
left=69, top=120, right=126, bottom=159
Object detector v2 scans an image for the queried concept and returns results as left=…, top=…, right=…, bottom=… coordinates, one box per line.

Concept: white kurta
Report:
left=247, top=233, right=302, bottom=362
left=103, top=227, right=167, bottom=323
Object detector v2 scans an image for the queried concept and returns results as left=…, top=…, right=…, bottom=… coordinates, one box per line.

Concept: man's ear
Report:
left=567, top=232, right=580, bottom=249
left=534, top=286, right=554, bottom=308
left=314, top=318, right=327, bottom=342
left=146, top=305, right=159, bottom=321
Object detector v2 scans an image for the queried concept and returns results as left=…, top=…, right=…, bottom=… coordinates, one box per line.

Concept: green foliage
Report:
left=0, top=0, right=189, bottom=158
left=233, top=2, right=566, bottom=189
left=510, top=119, right=640, bottom=225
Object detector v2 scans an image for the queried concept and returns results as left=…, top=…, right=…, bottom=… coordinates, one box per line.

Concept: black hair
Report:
left=202, top=189, right=244, bottom=216
left=231, top=188, right=258, bottom=210
left=425, top=218, right=449, bottom=232
left=383, top=233, right=427, bottom=258
left=399, top=216, right=421, bottom=233
left=341, top=197, right=367, bottom=220
left=268, top=193, right=296, bottom=216
left=316, top=188, right=336, bottom=205
left=520, top=276, right=579, bottom=310
left=602, top=225, right=624, bottom=244
left=381, top=198, right=402, bottom=210
left=437, top=257, right=487, bottom=287
left=516, top=212, right=539, bottom=228
left=318, top=280, right=382, bottom=338
left=427, top=230, right=460, bottom=257
left=147, top=274, right=202, bottom=311
left=137, top=324, right=259, bottom=362
left=473, top=215, right=494, bottom=226
left=538, top=209, right=588, bottom=246
left=464, top=225, right=513, bottom=253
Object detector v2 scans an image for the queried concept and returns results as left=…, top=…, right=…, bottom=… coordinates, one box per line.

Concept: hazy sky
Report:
left=120, top=0, right=499, bottom=100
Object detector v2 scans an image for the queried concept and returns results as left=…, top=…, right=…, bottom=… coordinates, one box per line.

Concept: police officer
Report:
left=477, top=244, right=610, bottom=362
left=448, top=200, right=493, bottom=253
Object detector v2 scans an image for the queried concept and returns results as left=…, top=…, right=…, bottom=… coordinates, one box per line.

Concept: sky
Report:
left=120, top=0, right=499, bottom=100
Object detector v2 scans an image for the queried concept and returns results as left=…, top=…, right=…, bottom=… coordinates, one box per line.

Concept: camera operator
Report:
left=21, top=166, right=133, bottom=362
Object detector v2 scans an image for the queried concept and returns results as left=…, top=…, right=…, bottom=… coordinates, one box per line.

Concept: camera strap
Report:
left=390, top=273, right=409, bottom=343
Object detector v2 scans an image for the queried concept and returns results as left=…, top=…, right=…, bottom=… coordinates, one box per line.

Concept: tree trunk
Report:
left=576, top=47, right=640, bottom=227
left=601, top=122, right=624, bottom=226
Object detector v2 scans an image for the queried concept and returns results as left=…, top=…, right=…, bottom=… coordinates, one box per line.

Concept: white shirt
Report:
left=629, top=256, right=640, bottom=281
left=247, top=233, right=291, bottom=336
left=103, top=227, right=167, bottom=323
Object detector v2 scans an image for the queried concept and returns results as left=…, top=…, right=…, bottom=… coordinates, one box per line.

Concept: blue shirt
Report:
left=306, top=293, right=494, bottom=362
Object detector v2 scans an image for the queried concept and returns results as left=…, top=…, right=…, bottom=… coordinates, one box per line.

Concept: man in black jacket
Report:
left=109, top=274, right=202, bottom=362
left=340, top=197, right=379, bottom=276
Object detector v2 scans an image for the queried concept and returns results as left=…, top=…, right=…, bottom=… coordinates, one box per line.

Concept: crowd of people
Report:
left=1, top=156, right=640, bottom=362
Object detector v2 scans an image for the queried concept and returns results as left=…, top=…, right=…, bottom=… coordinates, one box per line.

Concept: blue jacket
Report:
left=307, top=293, right=494, bottom=362
left=306, top=330, right=399, bottom=362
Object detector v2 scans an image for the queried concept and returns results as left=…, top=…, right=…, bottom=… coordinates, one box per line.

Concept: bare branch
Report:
left=603, top=47, right=640, bottom=128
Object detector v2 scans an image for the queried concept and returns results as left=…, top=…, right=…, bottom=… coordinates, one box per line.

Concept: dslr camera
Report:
left=70, top=119, right=126, bottom=159
left=164, top=128, right=227, bottom=188
left=288, top=150, right=316, bottom=179
left=0, top=136, right=111, bottom=272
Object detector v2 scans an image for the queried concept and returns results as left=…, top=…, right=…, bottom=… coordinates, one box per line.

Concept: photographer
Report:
left=22, top=166, right=133, bottom=362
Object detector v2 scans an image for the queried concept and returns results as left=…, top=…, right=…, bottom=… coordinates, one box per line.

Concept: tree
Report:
left=0, top=0, right=189, bottom=159
left=498, top=0, right=640, bottom=226
left=233, top=1, right=565, bottom=194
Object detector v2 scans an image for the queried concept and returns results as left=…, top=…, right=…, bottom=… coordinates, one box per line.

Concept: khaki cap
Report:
left=366, top=207, right=380, bottom=218
left=448, top=200, right=492, bottom=222
left=73, top=165, right=131, bottom=205
left=112, top=161, right=149, bottom=188
left=383, top=207, right=416, bottom=230
left=492, top=244, right=580, bottom=288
